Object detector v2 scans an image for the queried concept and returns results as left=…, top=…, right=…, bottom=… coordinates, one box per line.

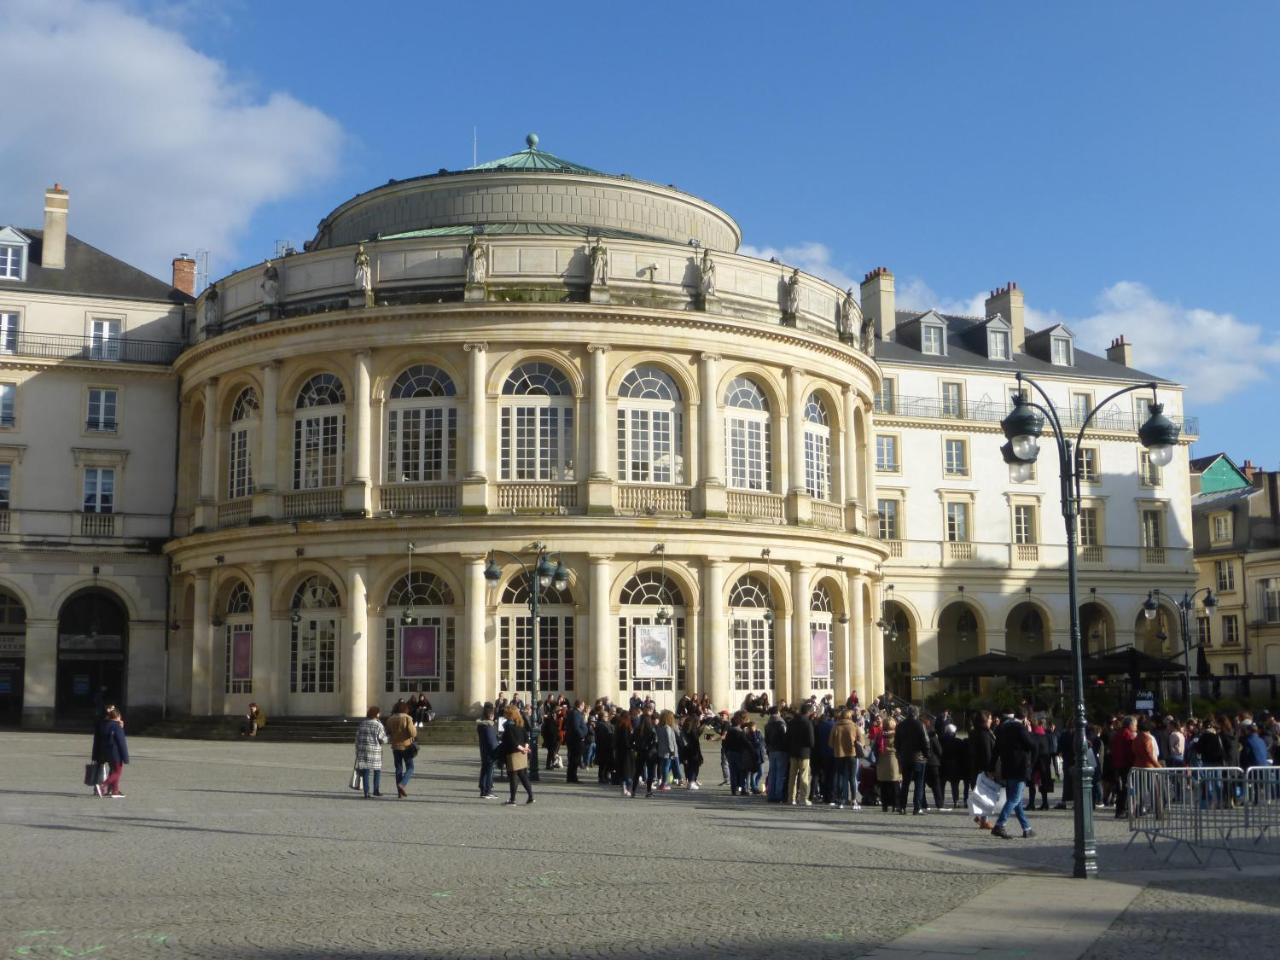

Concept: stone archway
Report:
left=0, top=589, right=27, bottom=726
left=938, top=601, right=982, bottom=671
left=881, top=600, right=914, bottom=700
left=1005, top=603, right=1048, bottom=660
left=56, top=588, right=129, bottom=721
left=1079, top=602, right=1115, bottom=656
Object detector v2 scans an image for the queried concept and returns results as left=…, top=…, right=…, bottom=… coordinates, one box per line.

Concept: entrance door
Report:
left=288, top=616, right=341, bottom=715
left=0, top=589, right=26, bottom=725
left=57, top=589, right=127, bottom=723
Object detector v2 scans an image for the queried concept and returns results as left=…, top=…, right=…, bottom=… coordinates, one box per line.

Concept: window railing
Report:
left=809, top=499, right=845, bottom=531
left=726, top=490, right=786, bottom=524
left=78, top=512, right=117, bottom=537
left=86, top=419, right=117, bottom=432
left=0, top=509, right=9, bottom=533
left=217, top=498, right=253, bottom=527
left=618, top=484, right=692, bottom=516
left=946, top=541, right=974, bottom=561
left=874, top=394, right=1198, bottom=436
left=380, top=482, right=458, bottom=514
left=282, top=488, right=343, bottom=520
left=4, top=331, right=182, bottom=366
left=1079, top=544, right=1105, bottom=565
left=496, top=482, right=578, bottom=511
left=1143, top=546, right=1167, bottom=565
left=1015, top=543, right=1040, bottom=562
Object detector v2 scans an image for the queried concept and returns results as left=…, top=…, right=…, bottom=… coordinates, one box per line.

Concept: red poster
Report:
left=401, top=625, right=438, bottom=679
left=232, top=629, right=253, bottom=681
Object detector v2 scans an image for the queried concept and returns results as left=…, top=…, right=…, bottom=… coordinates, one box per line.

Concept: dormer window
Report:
left=0, top=228, right=31, bottom=282
left=1051, top=335, right=1074, bottom=366
left=988, top=329, right=1010, bottom=360
left=922, top=323, right=945, bottom=356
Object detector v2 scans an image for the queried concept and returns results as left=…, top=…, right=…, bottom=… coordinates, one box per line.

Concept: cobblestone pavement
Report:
left=2, top=733, right=1277, bottom=960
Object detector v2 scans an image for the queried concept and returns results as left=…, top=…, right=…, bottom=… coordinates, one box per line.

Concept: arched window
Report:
left=810, top=583, right=835, bottom=692
left=803, top=393, right=832, bottom=501
left=294, top=375, right=345, bottom=490
left=386, top=365, right=457, bottom=484
left=500, top=362, right=575, bottom=481
left=729, top=574, right=774, bottom=692
left=228, top=387, right=258, bottom=501
left=618, top=571, right=687, bottom=700
left=290, top=574, right=340, bottom=694
left=384, top=571, right=456, bottom=694
left=617, top=366, right=685, bottom=484
left=223, top=580, right=253, bottom=695
left=724, top=376, right=771, bottom=491
left=499, top=573, right=575, bottom=696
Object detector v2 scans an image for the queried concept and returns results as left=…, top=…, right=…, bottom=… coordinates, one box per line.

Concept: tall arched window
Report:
left=500, top=362, right=575, bottom=481
left=729, top=574, right=774, bottom=692
left=228, top=387, right=258, bottom=501
left=617, top=571, right=687, bottom=703
left=290, top=574, right=340, bottom=694
left=294, top=374, right=345, bottom=490
left=810, top=583, right=835, bottom=692
left=498, top=576, right=575, bottom=696
left=384, top=571, right=456, bottom=694
left=803, top=393, right=832, bottom=501
left=724, top=376, right=771, bottom=491
left=617, top=366, right=684, bottom=484
left=386, top=365, right=457, bottom=484
left=223, top=580, right=253, bottom=694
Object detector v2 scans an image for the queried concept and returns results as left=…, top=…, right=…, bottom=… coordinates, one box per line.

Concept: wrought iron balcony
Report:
left=0, top=331, right=182, bottom=366
left=874, top=394, right=1198, bottom=437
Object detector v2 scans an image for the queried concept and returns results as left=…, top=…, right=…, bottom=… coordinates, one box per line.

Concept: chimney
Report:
left=42, top=183, right=69, bottom=270
left=860, top=267, right=896, bottom=341
left=1241, top=459, right=1257, bottom=482
left=171, top=255, right=196, bottom=297
left=984, top=282, right=1024, bottom=352
left=1106, top=335, right=1134, bottom=367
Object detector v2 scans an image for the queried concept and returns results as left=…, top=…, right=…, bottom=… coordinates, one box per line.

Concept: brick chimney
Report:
left=1106, top=335, right=1133, bottom=368
left=42, top=183, right=69, bottom=270
left=984, top=282, right=1024, bottom=352
left=1241, top=459, right=1258, bottom=482
left=860, top=267, right=896, bottom=341
left=171, top=255, right=196, bottom=297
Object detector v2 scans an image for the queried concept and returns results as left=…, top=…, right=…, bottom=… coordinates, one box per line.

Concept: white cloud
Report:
left=738, top=242, right=858, bottom=292
left=0, top=0, right=342, bottom=280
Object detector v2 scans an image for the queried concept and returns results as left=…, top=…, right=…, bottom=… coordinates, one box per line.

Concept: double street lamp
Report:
left=483, top=543, right=568, bottom=720
left=1143, top=587, right=1217, bottom=723
left=1000, top=370, right=1180, bottom=879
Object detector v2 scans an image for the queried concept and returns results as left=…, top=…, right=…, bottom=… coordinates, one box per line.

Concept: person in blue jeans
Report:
left=990, top=709, right=1037, bottom=839
left=476, top=703, right=499, bottom=799
left=764, top=706, right=789, bottom=802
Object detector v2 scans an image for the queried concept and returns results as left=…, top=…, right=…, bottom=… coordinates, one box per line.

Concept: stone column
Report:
left=843, top=388, right=860, bottom=532
left=775, top=612, right=792, bottom=706
left=195, top=379, right=218, bottom=529
left=848, top=573, right=865, bottom=702
left=586, top=345, right=613, bottom=514
left=868, top=584, right=885, bottom=699
left=344, top=352, right=372, bottom=515
left=191, top=571, right=212, bottom=715
left=699, top=354, right=725, bottom=517
left=589, top=555, right=613, bottom=701
left=251, top=563, right=275, bottom=712
left=788, top=369, right=806, bottom=495
left=684, top=600, right=700, bottom=697
left=461, top=554, right=487, bottom=714
left=703, top=559, right=728, bottom=709
left=253, top=362, right=280, bottom=520
left=462, top=342, right=488, bottom=514
left=21, top=618, right=57, bottom=727
left=345, top=563, right=368, bottom=718
left=790, top=562, right=811, bottom=703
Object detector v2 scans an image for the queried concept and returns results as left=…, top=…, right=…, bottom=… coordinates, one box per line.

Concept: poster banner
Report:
left=633, top=623, right=672, bottom=679
left=811, top=628, right=831, bottom=680
left=231, top=629, right=253, bottom=681
left=401, top=625, right=439, bottom=679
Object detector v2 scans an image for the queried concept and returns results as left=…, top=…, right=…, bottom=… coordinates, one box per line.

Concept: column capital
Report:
left=787, top=366, right=808, bottom=380
left=588, top=554, right=614, bottom=564
left=193, top=569, right=211, bottom=584
left=356, top=349, right=371, bottom=361
left=463, top=341, right=488, bottom=353
left=249, top=562, right=274, bottom=575
left=261, top=359, right=282, bottom=371
left=203, top=376, right=220, bottom=388
left=586, top=343, right=611, bottom=355
left=788, top=560, right=815, bottom=573
left=461, top=552, right=488, bottom=564
left=700, top=352, right=722, bottom=363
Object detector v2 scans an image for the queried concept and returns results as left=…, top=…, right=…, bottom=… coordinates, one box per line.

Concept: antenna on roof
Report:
left=194, top=250, right=210, bottom=291
left=473, top=126, right=477, bottom=167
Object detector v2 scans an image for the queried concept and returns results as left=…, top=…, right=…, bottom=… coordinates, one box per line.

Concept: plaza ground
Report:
left=2, top=732, right=1278, bottom=960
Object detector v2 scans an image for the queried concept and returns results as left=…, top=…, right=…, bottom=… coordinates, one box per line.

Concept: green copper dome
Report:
left=467, top=133, right=601, bottom=174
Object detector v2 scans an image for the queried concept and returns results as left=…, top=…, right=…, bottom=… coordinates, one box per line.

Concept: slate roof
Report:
left=467, top=135, right=601, bottom=174
left=1191, top=485, right=1258, bottom=512
left=4, top=229, right=191, bottom=304
left=1190, top=453, right=1230, bottom=473
left=877, top=310, right=1173, bottom=385
left=379, top=222, right=661, bottom=243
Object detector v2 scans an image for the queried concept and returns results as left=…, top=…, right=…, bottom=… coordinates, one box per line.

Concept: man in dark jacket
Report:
left=764, top=706, right=789, bottom=802
left=565, top=700, right=589, bottom=783
left=894, top=706, right=929, bottom=814
left=476, top=703, right=499, bottom=799
left=991, top=710, right=1037, bottom=838
left=594, top=711, right=615, bottom=785
left=785, top=703, right=816, bottom=805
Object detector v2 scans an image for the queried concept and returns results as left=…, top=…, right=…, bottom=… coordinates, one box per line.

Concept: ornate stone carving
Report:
left=260, top=261, right=280, bottom=313
left=465, top=235, right=488, bottom=285
left=698, top=248, right=717, bottom=300
left=201, top=285, right=220, bottom=329
left=589, top=239, right=609, bottom=286
left=354, top=243, right=374, bottom=307
left=782, top=268, right=801, bottom=322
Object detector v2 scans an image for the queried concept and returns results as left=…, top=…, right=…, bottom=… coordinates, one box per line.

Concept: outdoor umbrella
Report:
left=932, top=651, right=1023, bottom=680
left=1008, top=648, right=1079, bottom=677
left=1089, top=647, right=1182, bottom=676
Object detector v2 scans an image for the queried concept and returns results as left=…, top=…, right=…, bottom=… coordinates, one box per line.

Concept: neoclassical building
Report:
left=167, top=137, right=886, bottom=719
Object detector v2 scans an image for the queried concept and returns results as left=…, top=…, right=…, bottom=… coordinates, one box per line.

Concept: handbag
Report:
left=348, top=768, right=361, bottom=791
left=84, top=762, right=107, bottom=786
left=405, top=743, right=419, bottom=760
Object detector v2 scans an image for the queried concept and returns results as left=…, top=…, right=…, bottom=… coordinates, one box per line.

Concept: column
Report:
left=703, top=559, right=728, bottom=709
left=345, top=563, right=368, bottom=718
left=462, top=343, right=488, bottom=514
left=196, top=379, right=218, bottom=529
left=589, top=555, right=613, bottom=700
left=684, top=599, right=700, bottom=698
left=790, top=563, right=811, bottom=703
left=788, top=369, right=806, bottom=495
left=191, top=572, right=212, bottom=715
left=344, top=351, right=372, bottom=515
left=586, top=345, right=613, bottom=514
left=250, top=563, right=275, bottom=711
left=848, top=572, right=865, bottom=702
left=843, top=387, right=860, bottom=506
left=254, top=362, right=280, bottom=520
left=868, top=584, right=885, bottom=698
left=699, top=353, right=725, bottom=517
left=461, top=554, right=487, bottom=714
left=21, top=618, right=57, bottom=727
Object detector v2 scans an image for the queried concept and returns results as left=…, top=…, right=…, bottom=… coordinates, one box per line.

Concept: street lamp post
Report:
left=1143, top=587, right=1217, bottom=722
left=1001, top=371, right=1180, bottom=879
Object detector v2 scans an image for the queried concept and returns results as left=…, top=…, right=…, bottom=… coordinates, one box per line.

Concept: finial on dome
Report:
left=525, top=132, right=539, bottom=150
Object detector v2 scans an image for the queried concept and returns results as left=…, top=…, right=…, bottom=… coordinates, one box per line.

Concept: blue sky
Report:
left=3, top=0, right=1277, bottom=465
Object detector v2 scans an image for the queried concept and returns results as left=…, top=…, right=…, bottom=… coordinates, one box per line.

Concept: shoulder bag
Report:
left=348, top=768, right=361, bottom=791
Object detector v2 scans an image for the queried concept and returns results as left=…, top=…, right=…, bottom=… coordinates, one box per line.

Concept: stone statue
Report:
left=860, top=311, right=875, bottom=355
left=260, top=261, right=280, bottom=312
left=589, top=239, right=609, bottom=286
left=838, top=287, right=856, bottom=340
left=465, top=235, right=488, bottom=285
left=354, top=243, right=373, bottom=307
left=783, top=268, right=801, bottom=318
left=201, top=284, right=220, bottom=329
left=698, top=248, right=717, bottom=300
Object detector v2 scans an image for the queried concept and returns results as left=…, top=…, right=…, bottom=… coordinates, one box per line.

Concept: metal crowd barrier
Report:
left=1126, top=766, right=1280, bottom=868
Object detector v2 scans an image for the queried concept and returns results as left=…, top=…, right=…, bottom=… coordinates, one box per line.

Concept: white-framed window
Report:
left=386, top=364, right=458, bottom=484
left=0, top=463, right=11, bottom=510
left=617, top=365, right=684, bottom=485
left=1141, top=509, right=1165, bottom=549
left=1210, top=513, right=1232, bottom=544
left=1224, top=662, right=1240, bottom=676
left=724, top=376, right=771, bottom=492
left=1261, top=579, right=1280, bottom=623
left=1071, top=392, right=1091, bottom=425
left=1079, top=506, right=1100, bottom=546
left=803, top=392, right=832, bottom=501
left=877, top=498, right=900, bottom=540
left=0, top=311, right=18, bottom=353
left=228, top=387, right=258, bottom=500
left=1051, top=336, right=1073, bottom=366
left=223, top=581, right=253, bottom=695
left=875, top=376, right=896, bottom=415
left=0, top=243, right=25, bottom=281
left=290, top=575, right=340, bottom=694
left=1197, top=616, right=1211, bottom=648
left=729, top=575, right=774, bottom=693
left=875, top=434, right=899, bottom=473
left=500, top=362, right=575, bottom=482
left=89, top=318, right=121, bottom=361
left=1076, top=446, right=1099, bottom=483
left=810, top=584, right=835, bottom=692
left=86, top=387, right=117, bottom=433
left=943, top=438, right=968, bottom=477
left=1139, top=450, right=1162, bottom=487
left=617, top=571, right=687, bottom=695
left=293, top=374, right=345, bottom=490
left=1215, top=560, right=1236, bottom=592
left=988, top=329, right=1010, bottom=360
left=945, top=501, right=969, bottom=543
left=0, top=383, right=14, bottom=428
left=499, top=577, right=575, bottom=696
left=922, top=323, right=945, bottom=356
left=941, top=382, right=963, bottom=418
left=1014, top=503, right=1037, bottom=544
left=1222, top=615, right=1240, bottom=646
left=83, top=467, right=114, bottom=514
left=383, top=572, right=456, bottom=694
